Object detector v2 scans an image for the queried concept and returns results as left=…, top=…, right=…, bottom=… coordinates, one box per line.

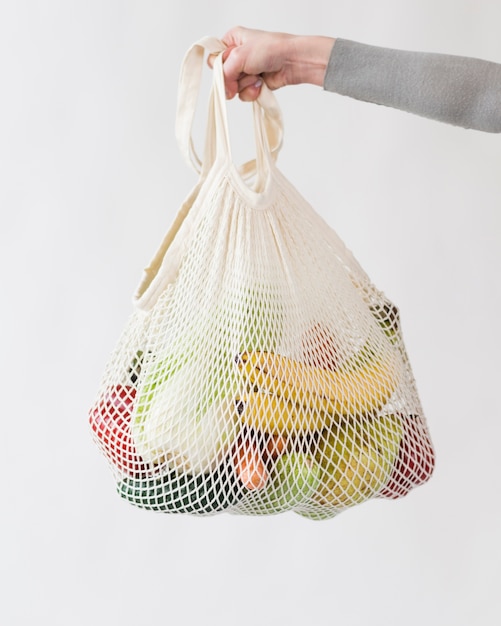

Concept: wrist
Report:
left=288, top=35, right=336, bottom=86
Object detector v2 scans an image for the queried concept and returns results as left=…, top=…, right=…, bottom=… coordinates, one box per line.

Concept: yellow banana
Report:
left=313, top=413, right=402, bottom=508
left=236, top=391, right=329, bottom=435
left=237, top=346, right=401, bottom=418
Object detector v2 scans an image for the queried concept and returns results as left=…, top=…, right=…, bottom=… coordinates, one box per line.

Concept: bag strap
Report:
left=176, top=36, right=284, bottom=178
left=134, top=38, right=284, bottom=309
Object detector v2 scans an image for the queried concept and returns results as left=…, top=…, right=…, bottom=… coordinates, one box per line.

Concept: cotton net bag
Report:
left=89, top=37, right=434, bottom=520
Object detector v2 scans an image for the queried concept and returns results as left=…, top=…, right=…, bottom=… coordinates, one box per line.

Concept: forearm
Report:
left=324, top=39, right=501, bottom=132
left=286, top=35, right=336, bottom=86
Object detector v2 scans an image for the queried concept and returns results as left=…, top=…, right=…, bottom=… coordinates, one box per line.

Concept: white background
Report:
left=2, top=1, right=500, bottom=625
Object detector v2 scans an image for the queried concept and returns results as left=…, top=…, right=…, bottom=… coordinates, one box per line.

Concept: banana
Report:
left=236, top=391, right=329, bottom=435
left=237, top=345, right=401, bottom=418
left=313, top=413, right=402, bottom=508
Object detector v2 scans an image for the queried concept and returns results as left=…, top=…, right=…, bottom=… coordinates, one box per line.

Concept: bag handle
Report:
left=134, top=38, right=283, bottom=310
left=176, top=36, right=283, bottom=178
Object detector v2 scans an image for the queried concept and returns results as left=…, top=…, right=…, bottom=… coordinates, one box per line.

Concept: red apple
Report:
left=89, top=385, right=148, bottom=477
left=379, top=414, right=435, bottom=499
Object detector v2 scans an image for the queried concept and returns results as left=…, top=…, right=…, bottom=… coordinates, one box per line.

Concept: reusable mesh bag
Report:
left=89, top=38, right=434, bottom=520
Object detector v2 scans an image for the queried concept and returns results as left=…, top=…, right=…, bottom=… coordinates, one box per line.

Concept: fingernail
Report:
left=254, top=78, right=263, bottom=88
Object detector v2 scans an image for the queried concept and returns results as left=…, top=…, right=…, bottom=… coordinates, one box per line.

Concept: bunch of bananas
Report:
left=235, top=342, right=404, bottom=514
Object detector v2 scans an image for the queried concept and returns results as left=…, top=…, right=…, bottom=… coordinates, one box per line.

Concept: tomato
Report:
left=89, top=385, right=148, bottom=477
left=379, top=415, right=435, bottom=499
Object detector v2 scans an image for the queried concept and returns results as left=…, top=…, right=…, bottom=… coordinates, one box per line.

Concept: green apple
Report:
left=241, top=453, right=321, bottom=515
left=312, top=414, right=402, bottom=511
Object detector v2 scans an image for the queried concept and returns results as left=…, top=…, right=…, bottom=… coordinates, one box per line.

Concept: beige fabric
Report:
left=135, top=37, right=283, bottom=309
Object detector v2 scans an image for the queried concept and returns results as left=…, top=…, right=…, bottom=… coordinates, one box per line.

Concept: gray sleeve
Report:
left=324, top=39, right=501, bottom=132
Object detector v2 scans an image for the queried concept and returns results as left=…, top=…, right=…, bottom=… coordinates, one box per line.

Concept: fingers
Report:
left=207, top=48, right=260, bottom=100
left=238, top=77, right=263, bottom=102
left=219, top=45, right=249, bottom=99
left=207, top=46, right=240, bottom=98
left=221, top=25, right=256, bottom=50
left=206, top=26, right=272, bottom=100
left=238, top=85, right=262, bottom=102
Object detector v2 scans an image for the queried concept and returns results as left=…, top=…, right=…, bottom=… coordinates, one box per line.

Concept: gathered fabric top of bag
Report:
left=89, top=37, right=435, bottom=520
left=134, top=37, right=286, bottom=311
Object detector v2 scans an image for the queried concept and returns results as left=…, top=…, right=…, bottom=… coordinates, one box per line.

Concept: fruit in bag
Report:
left=313, top=414, right=403, bottom=508
left=237, top=342, right=402, bottom=421
left=89, top=385, right=148, bottom=477
left=234, top=452, right=321, bottom=515
left=378, top=414, right=435, bottom=499
left=231, top=436, right=269, bottom=491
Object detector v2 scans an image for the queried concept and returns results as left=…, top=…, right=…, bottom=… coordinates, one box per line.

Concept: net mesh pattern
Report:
left=89, top=163, right=434, bottom=520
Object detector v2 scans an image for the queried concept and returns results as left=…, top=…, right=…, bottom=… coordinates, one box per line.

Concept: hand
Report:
left=208, top=26, right=335, bottom=101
